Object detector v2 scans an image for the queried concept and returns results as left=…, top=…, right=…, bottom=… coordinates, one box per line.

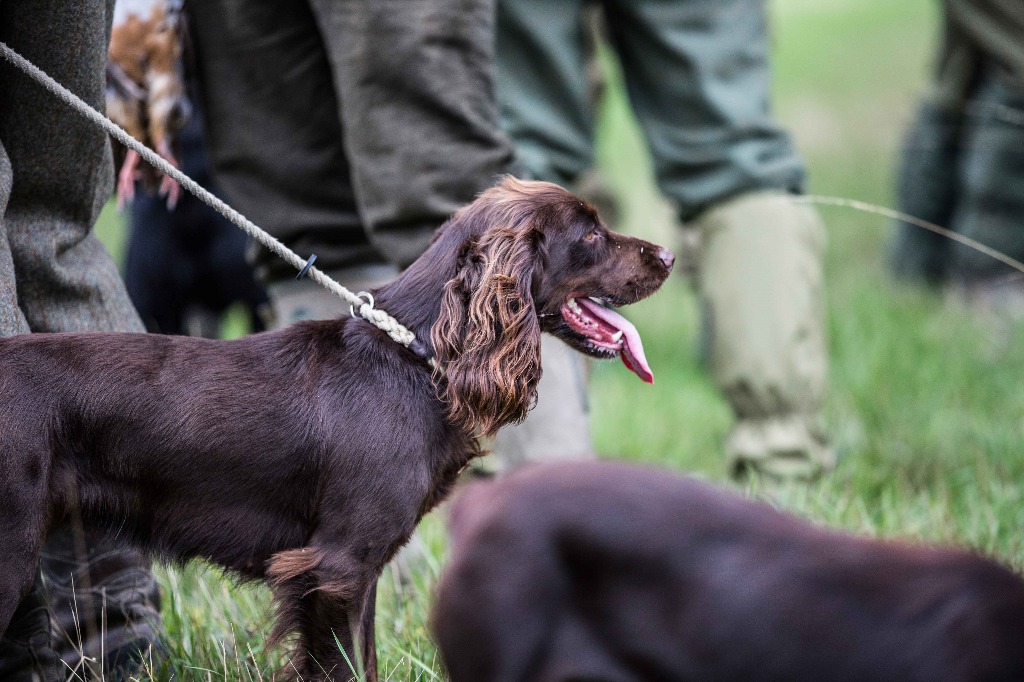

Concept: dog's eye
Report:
left=582, top=231, right=600, bottom=243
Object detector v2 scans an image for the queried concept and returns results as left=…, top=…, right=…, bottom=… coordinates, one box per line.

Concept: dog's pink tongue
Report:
left=577, top=298, right=654, bottom=384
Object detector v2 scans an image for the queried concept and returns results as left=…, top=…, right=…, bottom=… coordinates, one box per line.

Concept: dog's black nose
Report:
left=657, top=247, right=675, bottom=271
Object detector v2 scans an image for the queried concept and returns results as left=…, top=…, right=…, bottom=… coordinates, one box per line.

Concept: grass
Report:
left=88, top=0, right=1024, bottom=678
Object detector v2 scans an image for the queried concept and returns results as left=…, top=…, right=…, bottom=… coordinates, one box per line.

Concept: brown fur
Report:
left=434, top=461, right=1024, bottom=682
left=0, top=179, right=673, bottom=681
left=433, top=184, right=545, bottom=435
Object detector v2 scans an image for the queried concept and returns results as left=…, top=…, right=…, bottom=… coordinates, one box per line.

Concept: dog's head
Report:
left=429, top=177, right=673, bottom=436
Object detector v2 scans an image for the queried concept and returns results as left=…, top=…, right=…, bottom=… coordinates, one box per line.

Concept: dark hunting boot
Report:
left=39, top=526, right=163, bottom=681
left=0, top=573, right=62, bottom=682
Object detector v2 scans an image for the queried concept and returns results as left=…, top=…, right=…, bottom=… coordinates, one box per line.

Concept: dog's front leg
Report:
left=0, top=461, right=51, bottom=638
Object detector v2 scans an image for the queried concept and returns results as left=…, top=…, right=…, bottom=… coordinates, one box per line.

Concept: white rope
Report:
left=794, top=195, right=1024, bottom=276
left=0, top=40, right=428, bottom=356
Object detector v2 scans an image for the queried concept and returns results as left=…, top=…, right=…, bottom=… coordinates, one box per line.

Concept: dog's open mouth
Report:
left=560, top=297, right=654, bottom=384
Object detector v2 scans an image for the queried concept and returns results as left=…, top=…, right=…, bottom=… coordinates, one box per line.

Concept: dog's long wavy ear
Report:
left=431, top=220, right=543, bottom=437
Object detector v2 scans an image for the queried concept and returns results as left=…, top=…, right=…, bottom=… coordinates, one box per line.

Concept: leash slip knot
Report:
left=0, top=39, right=437, bottom=367
left=348, top=293, right=437, bottom=369
left=348, top=291, right=412, bottom=346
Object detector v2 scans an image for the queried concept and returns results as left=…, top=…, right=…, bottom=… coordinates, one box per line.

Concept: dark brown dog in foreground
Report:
left=433, top=461, right=1024, bottom=682
left=0, top=178, right=673, bottom=681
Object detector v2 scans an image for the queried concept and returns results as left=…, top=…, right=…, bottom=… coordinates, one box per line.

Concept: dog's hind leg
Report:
left=268, top=544, right=377, bottom=682
left=355, top=581, right=378, bottom=678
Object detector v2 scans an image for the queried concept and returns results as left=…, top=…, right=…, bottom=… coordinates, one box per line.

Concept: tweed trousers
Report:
left=0, top=0, right=143, bottom=336
left=0, top=1, right=161, bottom=675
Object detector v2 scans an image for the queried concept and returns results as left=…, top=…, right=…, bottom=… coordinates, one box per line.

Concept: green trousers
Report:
left=496, top=0, right=831, bottom=478
left=497, top=0, right=806, bottom=218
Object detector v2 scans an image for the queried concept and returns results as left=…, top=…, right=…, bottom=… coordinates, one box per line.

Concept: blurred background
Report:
left=92, top=1, right=1024, bottom=678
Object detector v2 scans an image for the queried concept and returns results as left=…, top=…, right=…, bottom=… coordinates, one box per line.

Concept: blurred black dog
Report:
left=123, top=89, right=268, bottom=336
left=433, top=461, right=1024, bottom=682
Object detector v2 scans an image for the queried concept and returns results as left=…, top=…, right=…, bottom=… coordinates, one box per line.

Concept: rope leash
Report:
left=0, top=40, right=435, bottom=365
left=796, top=195, right=1024, bottom=276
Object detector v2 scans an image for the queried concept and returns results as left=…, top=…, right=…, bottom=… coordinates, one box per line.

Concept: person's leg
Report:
left=309, top=0, right=592, bottom=467
left=490, top=0, right=598, bottom=467
left=604, top=0, right=805, bottom=218
left=948, top=66, right=1024, bottom=287
left=124, top=94, right=271, bottom=336
left=186, top=0, right=378, bottom=284
left=693, top=193, right=831, bottom=480
left=0, top=571, right=61, bottom=682
left=0, top=27, right=42, bottom=682
left=499, top=0, right=622, bottom=228
left=889, top=99, right=964, bottom=285
left=0, top=0, right=145, bottom=335
left=125, top=186, right=186, bottom=334
left=495, top=0, right=594, bottom=186
left=605, top=0, right=831, bottom=479
left=309, top=0, right=518, bottom=269
left=0, top=142, right=30, bottom=337
left=890, top=13, right=971, bottom=287
left=0, top=2, right=161, bottom=677
left=38, top=528, right=162, bottom=679
left=0, top=126, right=57, bottom=682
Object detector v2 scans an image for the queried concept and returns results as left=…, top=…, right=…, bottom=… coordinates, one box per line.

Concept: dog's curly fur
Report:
left=0, top=178, right=673, bottom=681
left=432, top=191, right=546, bottom=436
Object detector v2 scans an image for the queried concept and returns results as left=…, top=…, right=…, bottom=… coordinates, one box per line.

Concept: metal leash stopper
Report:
left=350, top=291, right=375, bottom=319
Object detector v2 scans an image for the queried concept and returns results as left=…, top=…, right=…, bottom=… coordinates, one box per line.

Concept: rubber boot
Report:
left=693, top=191, right=834, bottom=481
left=40, top=526, right=162, bottom=681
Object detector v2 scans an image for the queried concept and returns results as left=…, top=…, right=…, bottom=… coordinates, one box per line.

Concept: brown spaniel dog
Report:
left=433, top=461, right=1024, bottom=682
left=0, top=178, right=673, bottom=681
